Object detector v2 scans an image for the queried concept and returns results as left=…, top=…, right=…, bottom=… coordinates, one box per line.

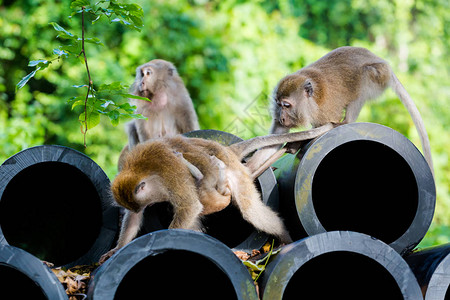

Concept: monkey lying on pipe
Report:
left=99, top=124, right=334, bottom=263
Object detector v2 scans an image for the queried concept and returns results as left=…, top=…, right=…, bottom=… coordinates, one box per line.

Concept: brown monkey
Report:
left=246, top=46, right=433, bottom=175
left=119, top=59, right=199, bottom=169
left=99, top=124, right=333, bottom=263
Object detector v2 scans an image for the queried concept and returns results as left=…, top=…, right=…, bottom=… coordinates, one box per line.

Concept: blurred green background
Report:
left=0, top=0, right=448, bottom=247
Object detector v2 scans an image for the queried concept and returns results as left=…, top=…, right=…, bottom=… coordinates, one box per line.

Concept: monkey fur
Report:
left=247, top=46, right=433, bottom=176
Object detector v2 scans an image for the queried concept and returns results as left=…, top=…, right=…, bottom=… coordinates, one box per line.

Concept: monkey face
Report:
left=134, top=60, right=177, bottom=112
left=272, top=76, right=317, bottom=128
left=111, top=172, right=169, bottom=213
left=111, top=173, right=142, bottom=213
left=274, top=97, right=297, bottom=128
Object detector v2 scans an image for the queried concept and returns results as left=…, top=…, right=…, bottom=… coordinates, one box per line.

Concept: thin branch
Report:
left=81, top=6, right=93, bottom=147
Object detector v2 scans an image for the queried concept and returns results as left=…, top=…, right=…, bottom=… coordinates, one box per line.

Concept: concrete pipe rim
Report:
left=261, top=231, right=423, bottom=300
left=0, top=244, right=68, bottom=299
left=294, top=122, right=435, bottom=254
left=0, top=145, right=119, bottom=267
left=88, top=229, right=258, bottom=300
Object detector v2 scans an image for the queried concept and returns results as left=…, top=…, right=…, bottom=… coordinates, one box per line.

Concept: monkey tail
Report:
left=390, top=74, right=434, bottom=176
left=229, top=171, right=292, bottom=244
left=229, top=123, right=334, bottom=160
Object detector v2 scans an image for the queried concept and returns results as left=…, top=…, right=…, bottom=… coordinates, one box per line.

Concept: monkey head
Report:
left=133, top=59, right=178, bottom=114
left=272, top=74, right=319, bottom=128
left=111, top=171, right=169, bottom=213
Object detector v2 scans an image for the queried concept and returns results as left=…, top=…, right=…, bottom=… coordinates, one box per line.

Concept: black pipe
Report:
left=405, top=243, right=450, bottom=299
left=87, top=229, right=259, bottom=299
left=277, top=122, right=435, bottom=255
left=260, top=231, right=423, bottom=299
left=140, top=129, right=280, bottom=252
left=0, top=244, right=68, bottom=299
left=0, top=145, right=119, bottom=267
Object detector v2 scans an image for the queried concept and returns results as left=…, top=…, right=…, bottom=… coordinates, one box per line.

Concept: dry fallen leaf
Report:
left=234, top=250, right=250, bottom=261
left=49, top=263, right=97, bottom=299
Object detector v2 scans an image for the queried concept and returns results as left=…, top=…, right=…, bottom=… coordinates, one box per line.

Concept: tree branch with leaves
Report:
left=16, top=0, right=148, bottom=147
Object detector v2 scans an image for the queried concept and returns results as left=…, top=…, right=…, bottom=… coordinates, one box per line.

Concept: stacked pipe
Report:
left=0, top=122, right=446, bottom=299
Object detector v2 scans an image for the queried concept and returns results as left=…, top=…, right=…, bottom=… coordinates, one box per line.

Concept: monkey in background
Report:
left=99, top=124, right=334, bottom=263
left=246, top=46, right=434, bottom=176
left=119, top=59, right=200, bottom=169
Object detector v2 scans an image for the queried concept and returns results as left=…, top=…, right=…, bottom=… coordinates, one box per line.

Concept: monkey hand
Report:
left=99, top=247, right=120, bottom=265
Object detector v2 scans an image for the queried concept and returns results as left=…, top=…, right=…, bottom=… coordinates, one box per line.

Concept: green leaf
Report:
left=71, top=100, right=85, bottom=110
left=16, top=67, right=40, bottom=92
left=70, top=0, right=90, bottom=9
left=98, top=82, right=126, bottom=92
left=79, top=111, right=100, bottom=130
left=128, top=113, right=147, bottom=120
left=124, top=93, right=150, bottom=101
left=118, top=102, right=135, bottom=111
left=60, top=43, right=82, bottom=56
left=49, top=22, right=77, bottom=40
left=83, top=37, right=104, bottom=46
left=108, top=110, right=120, bottom=126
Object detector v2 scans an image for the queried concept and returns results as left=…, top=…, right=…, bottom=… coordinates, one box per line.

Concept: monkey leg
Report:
left=169, top=197, right=204, bottom=232
left=199, top=189, right=231, bottom=215
left=343, top=98, right=365, bottom=124
left=230, top=172, right=292, bottom=244
left=174, top=151, right=204, bottom=182
left=209, top=155, right=231, bottom=196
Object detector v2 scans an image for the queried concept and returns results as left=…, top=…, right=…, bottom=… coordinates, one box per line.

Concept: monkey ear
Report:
left=304, top=81, right=313, bottom=98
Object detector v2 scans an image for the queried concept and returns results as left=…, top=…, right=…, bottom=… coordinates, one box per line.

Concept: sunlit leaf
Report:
left=49, top=22, right=77, bottom=41
left=28, top=60, right=48, bottom=67
left=15, top=67, right=40, bottom=92
left=72, top=84, right=89, bottom=88
left=53, top=48, right=69, bottom=57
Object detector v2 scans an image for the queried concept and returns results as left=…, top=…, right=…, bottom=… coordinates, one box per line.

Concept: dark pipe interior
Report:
left=0, top=264, right=47, bottom=300
left=142, top=183, right=262, bottom=248
left=311, top=140, right=418, bottom=243
left=0, top=162, right=103, bottom=266
left=114, top=250, right=237, bottom=300
left=283, top=251, right=403, bottom=299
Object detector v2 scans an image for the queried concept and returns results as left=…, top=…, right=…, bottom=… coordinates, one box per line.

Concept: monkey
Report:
left=99, top=124, right=334, bottom=263
left=118, top=59, right=200, bottom=170
left=246, top=46, right=434, bottom=176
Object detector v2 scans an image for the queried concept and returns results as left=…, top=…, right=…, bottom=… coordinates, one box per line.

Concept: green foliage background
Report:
left=1, top=0, right=448, bottom=246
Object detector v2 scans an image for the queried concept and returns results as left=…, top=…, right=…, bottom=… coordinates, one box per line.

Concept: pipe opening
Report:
left=311, top=140, right=418, bottom=243
left=0, top=264, right=47, bottom=300
left=0, top=162, right=103, bottom=266
left=114, top=250, right=237, bottom=299
left=283, top=251, right=403, bottom=299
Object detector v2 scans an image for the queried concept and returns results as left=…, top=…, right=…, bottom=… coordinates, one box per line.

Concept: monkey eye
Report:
left=281, top=101, right=291, bottom=108
left=134, top=181, right=146, bottom=194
